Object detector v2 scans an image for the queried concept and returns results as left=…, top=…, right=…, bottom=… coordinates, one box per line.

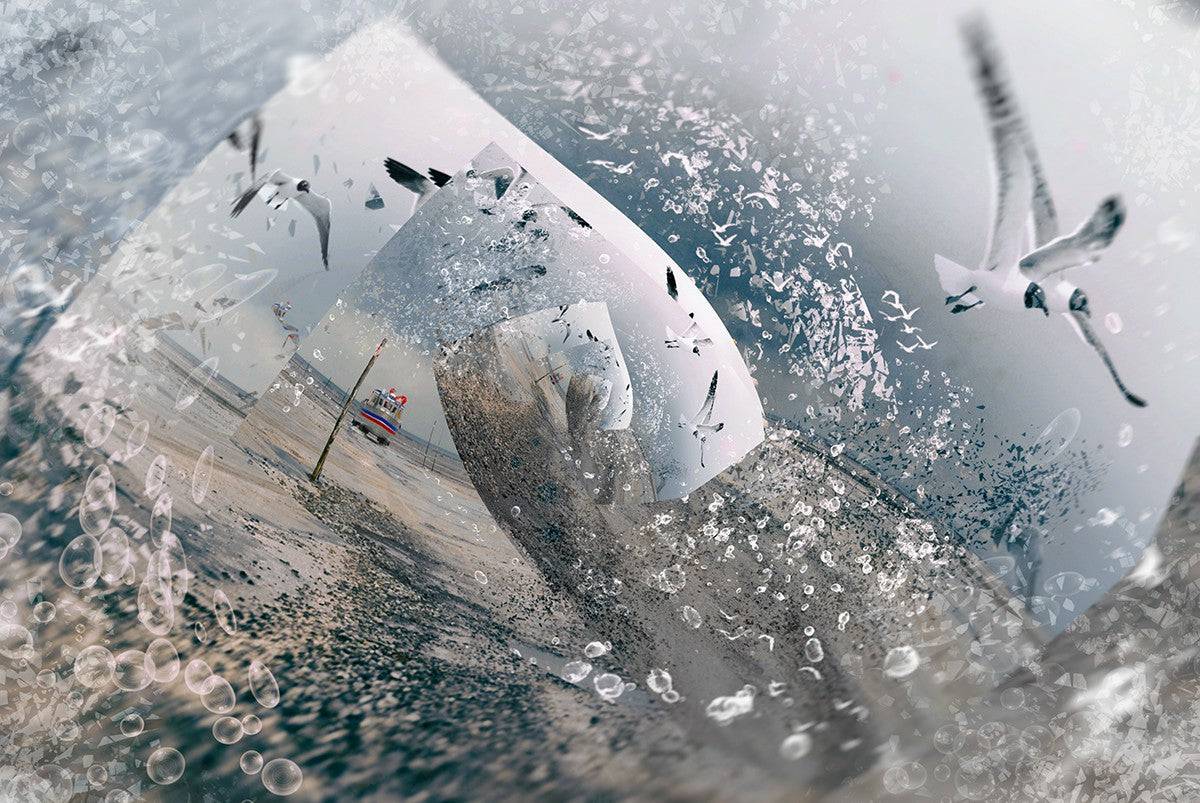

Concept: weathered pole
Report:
left=420, top=422, right=435, bottom=468
left=310, top=338, right=386, bottom=483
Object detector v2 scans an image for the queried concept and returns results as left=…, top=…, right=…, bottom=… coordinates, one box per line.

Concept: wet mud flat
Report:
left=0, top=328, right=698, bottom=801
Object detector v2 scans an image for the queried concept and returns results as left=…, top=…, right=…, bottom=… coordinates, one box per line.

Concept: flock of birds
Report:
left=215, top=15, right=1146, bottom=485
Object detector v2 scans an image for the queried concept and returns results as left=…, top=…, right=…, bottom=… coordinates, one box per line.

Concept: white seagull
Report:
left=232, top=169, right=331, bottom=270
left=678, top=370, right=724, bottom=467
left=934, top=15, right=1146, bottom=407
left=383, top=158, right=452, bottom=214
left=665, top=316, right=714, bottom=355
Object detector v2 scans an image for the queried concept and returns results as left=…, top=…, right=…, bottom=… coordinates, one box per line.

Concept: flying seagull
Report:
left=232, top=169, right=331, bottom=269
left=383, top=158, right=451, bottom=214
left=678, top=370, right=724, bottom=467
left=933, top=15, right=1145, bottom=407
left=665, top=316, right=714, bottom=355
left=226, top=113, right=262, bottom=182
left=666, top=265, right=679, bottom=300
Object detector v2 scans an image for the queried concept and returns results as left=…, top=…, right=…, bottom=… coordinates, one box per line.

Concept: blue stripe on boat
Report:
left=359, top=408, right=398, bottom=434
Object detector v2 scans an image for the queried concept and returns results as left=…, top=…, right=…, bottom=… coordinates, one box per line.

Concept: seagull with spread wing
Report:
left=231, top=169, right=331, bottom=270
left=678, top=370, right=724, bottom=467
left=933, top=15, right=1145, bottom=407
left=383, top=158, right=452, bottom=214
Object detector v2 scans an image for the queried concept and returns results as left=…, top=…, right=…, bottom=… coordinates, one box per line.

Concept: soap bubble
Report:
left=473, top=570, right=488, bottom=585
left=74, top=645, right=115, bottom=688
left=137, top=569, right=174, bottom=637
left=240, top=750, right=264, bottom=775
left=145, top=455, right=168, bottom=498
left=0, top=513, right=21, bottom=548
left=80, top=465, right=117, bottom=535
left=803, top=637, right=824, bottom=663
left=86, top=765, right=109, bottom=786
left=125, top=420, right=150, bottom=459
left=213, top=716, right=244, bottom=744
left=583, top=641, right=608, bottom=658
left=59, top=534, right=102, bottom=589
left=242, top=714, right=263, bottom=735
left=200, top=675, right=237, bottom=714
left=249, top=660, right=280, bottom=708
left=147, top=638, right=179, bottom=683
left=33, top=601, right=56, bottom=623
left=149, top=493, right=172, bottom=547
left=261, top=758, right=303, bottom=795
left=0, top=623, right=34, bottom=659
left=98, top=528, right=131, bottom=584
left=1031, top=408, right=1080, bottom=465
left=146, top=747, right=185, bottom=785
left=119, top=713, right=144, bottom=737
left=113, top=649, right=154, bottom=692
left=192, top=446, right=215, bottom=504
left=184, top=658, right=214, bottom=693
left=84, top=404, right=117, bottom=448
left=214, top=589, right=238, bottom=635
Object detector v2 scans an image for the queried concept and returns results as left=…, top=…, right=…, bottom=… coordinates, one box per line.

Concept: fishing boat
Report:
left=351, top=387, right=406, bottom=446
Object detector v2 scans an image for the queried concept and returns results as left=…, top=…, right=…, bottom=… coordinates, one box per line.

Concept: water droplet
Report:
left=249, top=660, right=280, bottom=708
left=804, top=637, right=825, bottom=663
left=883, top=645, right=920, bottom=678
left=213, top=716, right=244, bottom=744
left=780, top=732, right=812, bottom=760
left=146, top=747, right=185, bottom=785
left=240, top=750, right=264, bottom=775
left=593, top=672, right=624, bottom=701
left=261, top=758, right=303, bottom=795
left=190, top=446, right=216, bottom=505
left=74, top=645, right=115, bottom=688
left=646, top=668, right=673, bottom=694
left=583, top=641, right=607, bottom=658
left=59, top=535, right=101, bottom=589
left=561, top=661, right=592, bottom=683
